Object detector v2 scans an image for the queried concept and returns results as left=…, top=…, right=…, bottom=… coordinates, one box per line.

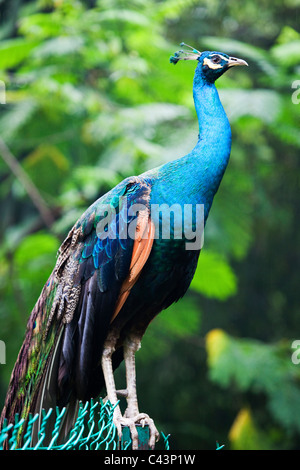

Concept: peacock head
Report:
left=170, top=43, right=248, bottom=84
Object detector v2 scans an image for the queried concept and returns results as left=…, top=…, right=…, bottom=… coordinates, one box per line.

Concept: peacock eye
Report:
left=211, top=55, right=221, bottom=64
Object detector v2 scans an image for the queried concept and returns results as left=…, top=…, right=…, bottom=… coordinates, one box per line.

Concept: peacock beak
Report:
left=227, top=56, right=248, bottom=67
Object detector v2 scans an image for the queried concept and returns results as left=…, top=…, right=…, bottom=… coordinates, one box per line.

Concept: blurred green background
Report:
left=0, top=0, right=299, bottom=450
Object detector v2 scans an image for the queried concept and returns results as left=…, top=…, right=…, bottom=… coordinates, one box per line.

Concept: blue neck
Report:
left=148, top=74, right=232, bottom=220
left=193, top=77, right=230, bottom=143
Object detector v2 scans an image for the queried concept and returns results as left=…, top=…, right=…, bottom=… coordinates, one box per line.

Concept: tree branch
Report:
left=0, top=137, right=55, bottom=229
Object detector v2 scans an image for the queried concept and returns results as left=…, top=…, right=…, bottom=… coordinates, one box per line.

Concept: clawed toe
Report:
left=114, top=413, right=160, bottom=450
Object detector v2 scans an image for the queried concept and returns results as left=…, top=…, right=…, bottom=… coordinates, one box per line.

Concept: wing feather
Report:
left=111, top=212, right=155, bottom=322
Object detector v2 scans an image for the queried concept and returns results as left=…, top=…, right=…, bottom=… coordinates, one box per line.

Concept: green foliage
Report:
left=14, top=232, right=59, bottom=305
left=206, top=330, right=300, bottom=439
left=139, top=297, right=201, bottom=364
left=0, top=0, right=299, bottom=451
left=191, top=251, right=237, bottom=300
left=229, top=408, right=273, bottom=450
left=0, top=38, right=39, bottom=69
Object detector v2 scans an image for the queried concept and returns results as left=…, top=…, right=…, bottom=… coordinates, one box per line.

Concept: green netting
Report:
left=0, top=398, right=170, bottom=450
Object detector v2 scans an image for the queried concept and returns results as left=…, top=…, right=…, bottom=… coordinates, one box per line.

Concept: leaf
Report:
left=154, top=0, right=200, bottom=20
left=271, top=40, right=300, bottom=66
left=95, top=9, right=150, bottom=26
left=14, top=232, right=60, bottom=308
left=190, top=250, right=237, bottom=300
left=206, top=329, right=286, bottom=390
left=275, top=26, right=300, bottom=45
left=158, top=297, right=201, bottom=338
left=14, top=232, right=59, bottom=280
left=19, top=13, right=63, bottom=39
left=206, top=330, right=300, bottom=433
left=120, top=103, right=189, bottom=127
left=220, top=89, right=282, bottom=124
left=69, top=165, right=121, bottom=200
left=0, top=99, right=37, bottom=143
left=84, top=103, right=189, bottom=143
left=268, top=382, right=300, bottom=433
left=229, top=408, right=272, bottom=450
left=24, top=144, right=69, bottom=171
left=0, top=38, right=39, bottom=69
left=205, top=329, right=230, bottom=369
left=32, top=36, right=84, bottom=59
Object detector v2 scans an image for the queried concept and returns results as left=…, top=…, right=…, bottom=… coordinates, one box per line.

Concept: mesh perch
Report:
left=0, top=398, right=170, bottom=450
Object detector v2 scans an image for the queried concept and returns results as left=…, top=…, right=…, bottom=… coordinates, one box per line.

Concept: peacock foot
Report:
left=113, top=412, right=160, bottom=450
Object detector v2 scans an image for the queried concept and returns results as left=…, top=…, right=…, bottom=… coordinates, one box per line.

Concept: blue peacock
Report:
left=0, top=44, right=247, bottom=449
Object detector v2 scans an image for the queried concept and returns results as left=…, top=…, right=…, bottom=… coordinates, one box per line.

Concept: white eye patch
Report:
left=203, top=55, right=228, bottom=70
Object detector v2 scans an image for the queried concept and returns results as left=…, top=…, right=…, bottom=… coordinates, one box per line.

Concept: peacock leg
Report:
left=101, top=338, right=124, bottom=440
left=123, top=336, right=140, bottom=418
left=122, top=335, right=160, bottom=450
left=101, top=334, right=159, bottom=449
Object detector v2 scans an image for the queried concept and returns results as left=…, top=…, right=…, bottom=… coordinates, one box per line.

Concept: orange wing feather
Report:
left=111, top=210, right=155, bottom=322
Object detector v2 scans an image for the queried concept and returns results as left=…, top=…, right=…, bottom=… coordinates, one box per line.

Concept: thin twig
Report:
left=0, top=137, right=55, bottom=228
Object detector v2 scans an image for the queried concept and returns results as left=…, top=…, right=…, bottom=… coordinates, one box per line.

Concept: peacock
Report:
left=0, top=44, right=248, bottom=449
